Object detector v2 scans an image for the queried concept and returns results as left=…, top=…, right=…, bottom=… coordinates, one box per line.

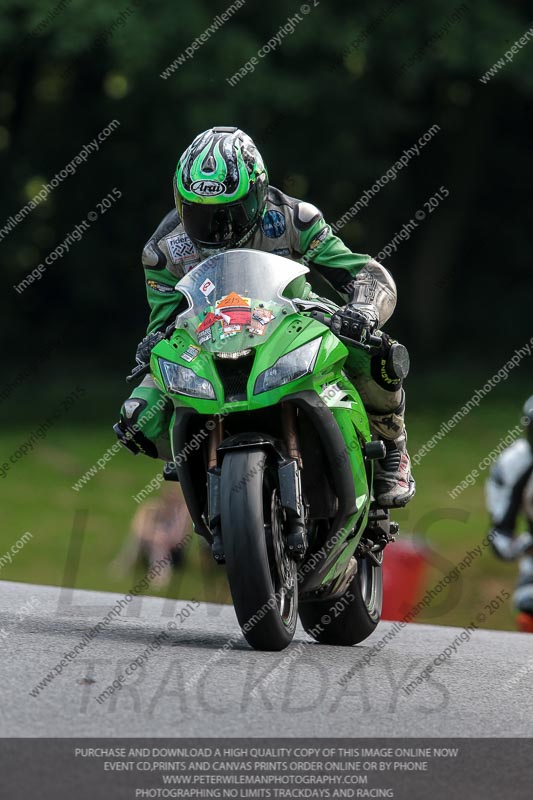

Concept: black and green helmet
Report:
left=174, top=126, right=268, bottom=251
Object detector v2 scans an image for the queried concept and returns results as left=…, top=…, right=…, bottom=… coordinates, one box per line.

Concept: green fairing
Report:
left=149, top=250, right=375, bottom=593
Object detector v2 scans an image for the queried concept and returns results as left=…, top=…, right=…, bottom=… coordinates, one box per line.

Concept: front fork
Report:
left=279, top=402, right=307, bottom=559
left=205, top=403, right=308, bottom=564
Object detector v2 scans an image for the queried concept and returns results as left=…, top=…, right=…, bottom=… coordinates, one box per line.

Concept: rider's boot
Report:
left=366, top=392, right=416, bottom=508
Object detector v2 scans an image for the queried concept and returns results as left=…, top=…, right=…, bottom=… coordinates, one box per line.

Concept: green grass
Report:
left=0, top=395, right=525, bottom=632
left=0, top=425, right=231, bottom=605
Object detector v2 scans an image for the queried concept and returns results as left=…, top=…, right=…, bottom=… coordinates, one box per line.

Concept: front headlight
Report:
left=159, top=359, right=216, bottom=399
left=254, top=338, right=321, bottom=395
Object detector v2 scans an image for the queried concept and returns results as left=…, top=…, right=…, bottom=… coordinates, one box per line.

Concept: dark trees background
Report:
left=1, top=0, right=532, bottom=407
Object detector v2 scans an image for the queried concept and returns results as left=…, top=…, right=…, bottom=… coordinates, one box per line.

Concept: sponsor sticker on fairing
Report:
left=197, top=328, right=212, bottom=344
left=248, top=306, right=274, bottom=336
left=220, top=325, right=241, bottom=339
left=200, top=278, right=215, bottom=298
left=196, top=312, right=218, bottom=344
left=181, top=345, right=201, bottom=363
left=215, top=292, right=251, bottom=326
left=214, top=309, right=231, bottom=324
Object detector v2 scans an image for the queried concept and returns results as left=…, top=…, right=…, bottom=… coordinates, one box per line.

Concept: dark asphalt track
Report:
left=1, top=580, right=531, bottom=737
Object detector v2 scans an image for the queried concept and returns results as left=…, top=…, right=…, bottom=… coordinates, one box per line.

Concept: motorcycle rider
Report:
left=114, top=126, right=415, bottom=509
left=486, top=396, right=533, bottom=632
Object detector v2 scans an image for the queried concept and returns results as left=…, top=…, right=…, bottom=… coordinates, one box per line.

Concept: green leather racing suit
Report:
left=118, top=186, right=405, bottom=465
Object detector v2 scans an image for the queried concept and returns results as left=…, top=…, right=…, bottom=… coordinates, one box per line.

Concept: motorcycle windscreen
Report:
left=174, top=249, right=309, bottom=354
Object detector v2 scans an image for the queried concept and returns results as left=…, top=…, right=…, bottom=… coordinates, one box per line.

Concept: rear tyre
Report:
left=298, top=553, right=382, bottom=646
left=220, top=448, right=298, bottom=651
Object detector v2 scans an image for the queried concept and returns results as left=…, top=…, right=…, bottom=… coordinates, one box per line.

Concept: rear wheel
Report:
left=298, top=552, right=382, bottom=646
left=220, top=448, right=298, bottom=651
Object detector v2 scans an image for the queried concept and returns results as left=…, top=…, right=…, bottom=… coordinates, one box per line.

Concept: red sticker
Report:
left=216, top=292, right=252, bottom=327
left=196, top=312, right=218, bottom=343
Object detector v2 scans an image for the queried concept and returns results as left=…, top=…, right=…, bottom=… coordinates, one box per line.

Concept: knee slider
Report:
left=115, top=398, right=158, bottom=458
left=371, top=333, right=410, bottom=392
left=121, top=398, right=147, bottom=426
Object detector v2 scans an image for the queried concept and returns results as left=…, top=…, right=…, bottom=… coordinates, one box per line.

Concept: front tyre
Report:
left=220, top=448, right=298, bottom=651
left=298, top=553, right=383, bottom=646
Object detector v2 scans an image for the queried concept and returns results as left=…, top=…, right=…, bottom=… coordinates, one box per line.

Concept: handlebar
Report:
left=125, top=321, right=177, bottom=384
left=126, top=362, right=151, bottom=384
left=308, top=310, right=382, bottom=353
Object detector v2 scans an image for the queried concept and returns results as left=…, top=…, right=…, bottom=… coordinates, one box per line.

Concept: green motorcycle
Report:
left=144, top=249, right=397, bottom=651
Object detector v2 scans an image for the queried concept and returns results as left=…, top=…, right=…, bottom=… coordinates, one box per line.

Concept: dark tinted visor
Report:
left=181, top=190, right=260, bottom=248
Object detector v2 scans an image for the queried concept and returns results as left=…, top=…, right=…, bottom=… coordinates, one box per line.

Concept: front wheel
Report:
left=298, top=553, right=383, bottom=646
left=220, top=448, right=298, bottom=651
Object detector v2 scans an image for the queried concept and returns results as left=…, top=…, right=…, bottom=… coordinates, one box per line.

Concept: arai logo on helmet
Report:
left=191, top=180, right=225, bottom=196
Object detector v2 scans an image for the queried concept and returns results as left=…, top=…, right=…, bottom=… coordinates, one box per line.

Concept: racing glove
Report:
left=331, top=303, right=379, bottom=345
left=135, top=330, right=165, bottom=366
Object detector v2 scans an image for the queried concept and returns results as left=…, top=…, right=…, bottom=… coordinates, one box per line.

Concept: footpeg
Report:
left=364, top=440, right=386, bottom=461
left=163, top=462, right=180, bottom=482
left=357, top=504, right=398, bottom=561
